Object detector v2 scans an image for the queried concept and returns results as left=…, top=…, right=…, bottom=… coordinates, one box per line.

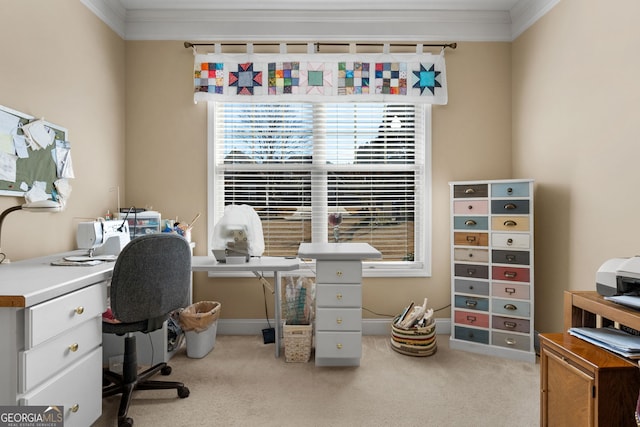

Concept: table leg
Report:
left=274, top=271, right=281, bottom=358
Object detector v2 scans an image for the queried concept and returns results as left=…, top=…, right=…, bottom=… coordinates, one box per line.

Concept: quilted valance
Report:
left=193, top=47, right=448, bottom=104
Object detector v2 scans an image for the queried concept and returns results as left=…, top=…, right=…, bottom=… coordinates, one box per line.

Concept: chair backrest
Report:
left=110, top=233, right=191, bottom=325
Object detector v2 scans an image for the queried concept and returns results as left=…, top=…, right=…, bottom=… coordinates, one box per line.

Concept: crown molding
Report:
left=82, top=0, right=559, bottom=42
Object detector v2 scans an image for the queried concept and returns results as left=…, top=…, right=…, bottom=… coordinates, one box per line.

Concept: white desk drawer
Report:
left=316, top=285, right=361, bottom=307
left=20, top=348, right=102, bottom=427
left=25, top=282, right=107, bottom=348
left=315, top=331, right=361, bottom=359
left=316, top=261, right=362, bottom=284
left=19, top=316, right=102, bottom=393
left=316, top=308, right=361, bottom=331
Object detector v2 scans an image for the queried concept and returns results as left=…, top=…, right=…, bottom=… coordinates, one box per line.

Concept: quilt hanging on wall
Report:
left=193, top=50, right=447, bottom=104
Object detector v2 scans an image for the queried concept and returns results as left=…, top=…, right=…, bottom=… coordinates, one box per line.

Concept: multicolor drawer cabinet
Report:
left=449, top=179, right=535, bottom=363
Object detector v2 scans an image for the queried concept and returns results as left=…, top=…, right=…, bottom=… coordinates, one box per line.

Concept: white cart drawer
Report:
left=491, top=233, right=530, bottom=249
left=25, top=283, right=107, bottom=348
left=315, top=331, right=361, bottom=359
left=19, top=348, right=102, bottom=427
left=316, top=261, right=362, bottom=283
left=19, top=316, right=102, bottom=393
left=316, top=308, right=361, bottom=331
left=316, top=284, right=361, bottom=307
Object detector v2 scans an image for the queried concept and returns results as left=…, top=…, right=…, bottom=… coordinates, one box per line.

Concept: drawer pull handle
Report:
left=336, top=293, right=343, bottom=300
left=464, top=188, right=475, bottom=194
left=506, top=238, right=513, bottom=246
left=504, top=321, right=517, bottom=329
left=71, top=404, right=79, bottom=413
left=465, top=300, right=478, bottom=308
left=336, top=318, right=343, bottom=324
left=506, top=187, right=513, bottom=194
left=504, top=271, right=517, bottom=279
left=504, top=203, right=517, bottom=210
left=466, top=315, right=477, bottom=323
left=465, top=219, right=477, bottom=226
left=503, top=220, right=517, bottom=227
left=75, top=306, right=85, bottom=315
left=336, top=343, right=343, bottom=350
left=466, top=269, right=476, bottom=276
left=505, top=337, right=516, bottom=345
left=336, top=271, right=343, bottom=278
left=69, top=343, right=79, bottom=352
left=505, top=287, right=516, bottom=294
left=504, top=303, right=517, bottom=311
left=467, top=205, right=473, bottom=210
left=506, top=254, right=516, bottom=262
left=466, top=235, right=476, bottom=243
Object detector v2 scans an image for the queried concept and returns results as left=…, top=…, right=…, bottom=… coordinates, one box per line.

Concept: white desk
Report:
left=0, top=250, right=114, bottom=427
left=191, top=256, right=300, bottom=358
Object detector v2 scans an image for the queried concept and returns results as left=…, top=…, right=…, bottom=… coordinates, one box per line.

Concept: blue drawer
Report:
left=454, top=326, right=489, bottom=344
left=453, top=216, right=489, bottom=230
left=491, top=182, right=530, bottom=198
left=454, top=295, right=489, bottom=312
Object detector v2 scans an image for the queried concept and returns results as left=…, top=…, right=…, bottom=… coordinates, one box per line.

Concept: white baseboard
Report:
left=216, top=318, right=451, bottom=336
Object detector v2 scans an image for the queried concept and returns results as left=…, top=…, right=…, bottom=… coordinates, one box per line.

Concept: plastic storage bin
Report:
left=116, top=210, right=161, bottom=240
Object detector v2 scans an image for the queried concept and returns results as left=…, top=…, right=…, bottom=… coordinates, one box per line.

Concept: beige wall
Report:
left=0, top=1, right=125, bottom=261
left=124, top=41, right=513, bottom=320
left=513, top=0, right=640, bottom=332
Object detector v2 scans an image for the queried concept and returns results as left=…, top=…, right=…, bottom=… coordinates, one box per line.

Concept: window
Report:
left=208, top=102, right=431, bottom=276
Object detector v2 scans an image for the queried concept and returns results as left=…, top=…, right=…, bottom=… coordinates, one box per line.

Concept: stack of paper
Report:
left=568, top=326, right=640, bottom=359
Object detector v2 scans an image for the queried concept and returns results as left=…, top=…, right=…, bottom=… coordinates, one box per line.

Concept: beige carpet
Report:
left=93, top=335, right=540, bottom=427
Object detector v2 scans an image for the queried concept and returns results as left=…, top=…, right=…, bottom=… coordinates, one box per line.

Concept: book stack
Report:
left=390, top=298, right=437, bottom=357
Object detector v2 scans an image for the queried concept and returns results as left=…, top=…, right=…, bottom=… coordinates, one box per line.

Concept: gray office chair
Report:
left=102, top=233, right=191, bottom=427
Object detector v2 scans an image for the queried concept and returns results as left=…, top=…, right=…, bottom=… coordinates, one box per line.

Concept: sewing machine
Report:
left=77, top=220, right=130, bottom=257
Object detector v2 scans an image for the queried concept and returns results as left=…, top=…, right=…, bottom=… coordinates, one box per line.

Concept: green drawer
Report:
left=454, top=295, right=489, bottom=312
left=454, top=216, right=489, bottom=230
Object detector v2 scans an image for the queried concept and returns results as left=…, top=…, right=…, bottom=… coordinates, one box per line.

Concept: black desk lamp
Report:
left=0, top=200, right=62, bottom=264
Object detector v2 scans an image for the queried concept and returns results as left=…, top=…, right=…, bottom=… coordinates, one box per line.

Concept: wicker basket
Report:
left=390, top=316, right=438, bottom=357
left=283, top=322, right=312, bottom=363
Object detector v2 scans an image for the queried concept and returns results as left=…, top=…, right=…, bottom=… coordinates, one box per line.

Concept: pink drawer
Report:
left=453, top=200, right=488, bottom=215
left=454, top=310, right=489, bottom=328
left=492, top=266, right=530, bottom=283
left=491, top=282, right=530, bottom=300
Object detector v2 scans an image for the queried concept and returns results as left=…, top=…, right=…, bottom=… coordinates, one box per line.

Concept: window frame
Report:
left=207, top=101, right=432, bottom=278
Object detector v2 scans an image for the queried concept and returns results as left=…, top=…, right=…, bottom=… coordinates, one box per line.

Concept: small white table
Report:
left=191, top=256, right=300, bottom=358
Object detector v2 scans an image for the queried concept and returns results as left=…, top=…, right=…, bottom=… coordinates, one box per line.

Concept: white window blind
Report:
left=209, top=102, right=431, bottom=276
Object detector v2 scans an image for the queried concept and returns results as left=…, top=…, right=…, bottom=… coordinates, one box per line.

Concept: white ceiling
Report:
left=82, top=0, right=560, bottom=42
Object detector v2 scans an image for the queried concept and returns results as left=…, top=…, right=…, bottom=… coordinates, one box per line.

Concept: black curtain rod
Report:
left=184, top=41, right=457, bottom=50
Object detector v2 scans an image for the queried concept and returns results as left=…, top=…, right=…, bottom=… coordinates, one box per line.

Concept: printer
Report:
left=596, top=257, right=640, bottom=297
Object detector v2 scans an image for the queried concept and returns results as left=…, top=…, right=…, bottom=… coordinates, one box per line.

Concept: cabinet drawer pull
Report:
left=75, top=306, right=85, bottom=315
left=506, top=187, right=513, bottom=194
left=466, top=268, right=477, bottom=276
left=336, top=293, right=343, bottom=300
left=69, top=343, right=79, bottom=352
left=504, top=303, right=517, bottom=311
left=336, top=343, right=343, bottom=350
left=506, top=254, right=516, bottom=262
left=336, top=318, right=343, bottom=325
left=506, top=238, right=513, bottom=246
left=467, top=205, right=473, bottom=210
left=503, top=220, right=517, bottom=227
left=466, top=235, right=476, bottom=243
left=71, top=404, right=79, bottom=413
left=505, top=287, right=516, bottom=295
left=468, top=253, right=474, bottom=258
left=504, top=321, right=517, bottom=329
left=464, top=188, right=475, bottom=194
left=336, top=271, right=343, bottom=278
left=466, top=315, right=477, bottom=323
left=503, top=271, right=517, bottom=279
left=465, top=300, right=478, bottom=308
left=504, top=203, right=517, bottom=210
left=465, top=219, right=477, bottom=226
left=505, top=337, right=516, bottom=345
